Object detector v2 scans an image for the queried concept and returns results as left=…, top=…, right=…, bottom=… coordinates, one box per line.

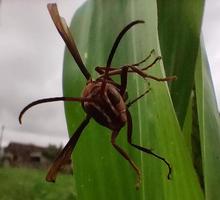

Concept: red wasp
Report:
left=19, top=3, right=176, bottom=189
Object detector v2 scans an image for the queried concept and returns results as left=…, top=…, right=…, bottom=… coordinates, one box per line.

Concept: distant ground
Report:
left=0, top=167, right=76, bottom=200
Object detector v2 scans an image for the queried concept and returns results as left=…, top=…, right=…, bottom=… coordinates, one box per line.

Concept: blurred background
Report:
left=0, top=0, right=219, bottom=199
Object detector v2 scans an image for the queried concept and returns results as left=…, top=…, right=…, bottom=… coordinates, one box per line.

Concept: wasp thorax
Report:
left=82, top=81, right=127, bottom=130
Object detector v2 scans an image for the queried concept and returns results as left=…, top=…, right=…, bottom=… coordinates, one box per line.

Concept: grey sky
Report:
left=0, top=0, right=219, bottom=147
left=0, top=0, right=86, bottom=147
left=203, top=0, right=220, bottom=107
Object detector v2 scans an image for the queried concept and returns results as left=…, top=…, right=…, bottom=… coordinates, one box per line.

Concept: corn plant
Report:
left=62, top=0, right=220, bottom=199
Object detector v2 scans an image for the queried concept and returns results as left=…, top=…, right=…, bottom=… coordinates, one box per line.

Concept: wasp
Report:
left=19, top=3, right=176, bottom=189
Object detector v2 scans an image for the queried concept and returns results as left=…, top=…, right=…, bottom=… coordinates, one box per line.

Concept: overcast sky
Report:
left=0, top=0, right=219, bottom=148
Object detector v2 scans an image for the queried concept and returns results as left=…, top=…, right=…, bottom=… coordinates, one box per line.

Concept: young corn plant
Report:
left=61, top=0, right=220, bottom=199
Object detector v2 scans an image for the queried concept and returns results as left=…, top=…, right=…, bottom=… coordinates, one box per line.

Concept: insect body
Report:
left=19, top=3, right=176, bottom=189
left=82, top=80, right=127, bottom=130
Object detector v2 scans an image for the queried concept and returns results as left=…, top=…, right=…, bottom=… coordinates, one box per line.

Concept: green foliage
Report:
left=0, top=167, right=76, bottom=200
left=42, top=145, right=61, bottom=161
left=157, top=0, right=204, bottom=127
left=62, top=0, right=220, bottom=199
left=195, top=41, right=220, bottom=200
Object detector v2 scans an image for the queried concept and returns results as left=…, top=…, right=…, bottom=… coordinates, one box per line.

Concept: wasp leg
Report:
left=97, top=64, right=175, bottom=82
left=139, top=56, right=161, bottom=70
left=128, top=65, right=177, bottom=82
left=119, top=66, right=128, bottom=95
left=145, top=74, right=177, bottom=82
left=95, top=66, right=117, bottom=75
left=95, top=65, right=128, bottom=96
left=111, top=130, right=141, bottom=189
left=126, top=88, right=151, bottom=108
left=97, top=54, right=176, bottom=82
left=126, top=111, right=172, bottom=180
left=95, top=50, right=156, bottom=75
left=129, top=49, right=156, bottom=67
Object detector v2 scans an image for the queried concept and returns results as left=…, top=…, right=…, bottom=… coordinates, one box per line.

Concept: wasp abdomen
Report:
left=82, top=81, right=127, bottom=130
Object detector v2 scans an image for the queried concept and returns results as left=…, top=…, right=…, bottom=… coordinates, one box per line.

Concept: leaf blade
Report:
left=195, top=40, right=220, bottom=200
left=62, top=0, right=204, bottom=199
left=157, top=0, right=205, bottom=126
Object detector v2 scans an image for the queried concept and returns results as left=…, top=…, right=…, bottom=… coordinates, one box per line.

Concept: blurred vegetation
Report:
left=0, top=167, right=76, bottom=200
left=42, top=144, right=62, bottom=161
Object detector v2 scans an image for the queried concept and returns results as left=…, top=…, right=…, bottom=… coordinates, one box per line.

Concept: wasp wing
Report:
left=47, top=3, right=90, bottom=80
left=46, top=115, right=91, bottom=182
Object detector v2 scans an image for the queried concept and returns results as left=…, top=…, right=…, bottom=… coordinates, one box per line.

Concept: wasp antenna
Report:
left=107, top=20, right=145, bottom=67
left=19, top=97, right=92, bottom=124
left=101, top=20, right=145, bottom=93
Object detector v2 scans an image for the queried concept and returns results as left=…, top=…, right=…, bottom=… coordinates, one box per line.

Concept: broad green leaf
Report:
left=63, top=0, right=204, bottom=199
left=157, top=0, right=204, bottom=127
left=195, top=40, right=220, bottom=200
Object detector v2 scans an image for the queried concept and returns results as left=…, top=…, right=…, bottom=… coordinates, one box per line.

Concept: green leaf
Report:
left=62, top=0, right=204, bottom=199
left=195, top=40, right=220, bottom=200
left=157, top=0, right=205, bottom=127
